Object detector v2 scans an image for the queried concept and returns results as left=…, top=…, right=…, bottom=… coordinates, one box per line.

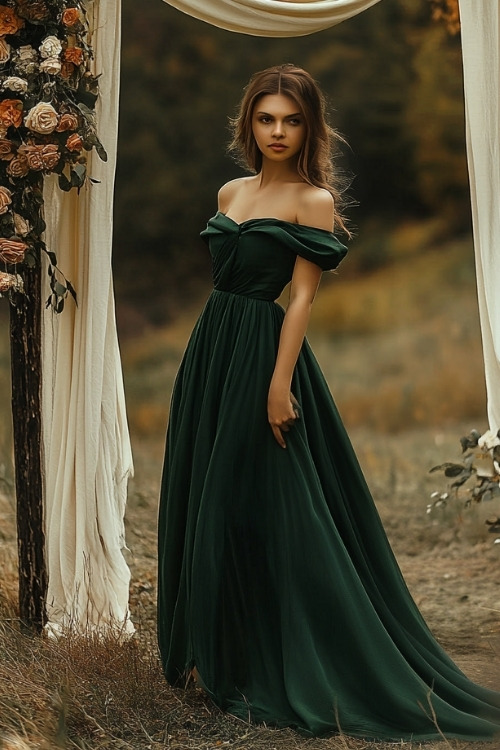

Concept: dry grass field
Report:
left=0, top=228, right=499, bottom=749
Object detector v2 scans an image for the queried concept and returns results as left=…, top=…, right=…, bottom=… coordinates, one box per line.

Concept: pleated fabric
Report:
left=163, top=0, right=383, bottom=37
left=41, top=0, right=134, bottom=635
left=157, top=213, right=500, bottom=740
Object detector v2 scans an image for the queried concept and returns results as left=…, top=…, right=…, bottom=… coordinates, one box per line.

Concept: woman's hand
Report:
left=268, top=387, right=300, bottom=448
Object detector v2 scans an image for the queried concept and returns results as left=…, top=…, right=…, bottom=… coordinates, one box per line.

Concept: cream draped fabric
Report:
left=163, top=0, right=382, bottom=36
left=41, top=0, right=134, bottom=634
left=459, top=0, right=500, bottom=432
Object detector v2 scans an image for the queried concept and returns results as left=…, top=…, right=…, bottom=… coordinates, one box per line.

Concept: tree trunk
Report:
left=9, top=262, right=47, bottom=633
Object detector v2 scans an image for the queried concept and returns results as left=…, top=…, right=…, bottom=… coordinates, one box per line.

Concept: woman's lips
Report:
left=268, top=144, right=288, bottom=152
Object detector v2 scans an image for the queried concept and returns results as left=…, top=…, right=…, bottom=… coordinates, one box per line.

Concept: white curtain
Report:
left=163, top=0, right=382, bottom=36
left=459, top=0, right=500, bottom=432
left=42, top=0, right=134, bottom=634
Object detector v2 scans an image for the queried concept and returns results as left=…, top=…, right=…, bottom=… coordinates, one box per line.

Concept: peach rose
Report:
left=0, top=5, right=24, bottom=35
left=0, top=99, right=23, bottom=129
left=25, top=102, right=58, bottom=134
left=62, top=8, right=80, bottom=26
left=0, top=238, right=27, bottom=264
left=0, top=186, right=12, bottom=214
left=0, top=271, right=22, bottom=293
left=63, top=47, right=83, bottom=66
left=56, top=112, right=79, bottom=132
left=66, top=133, right=83, bottom=151
left=0, top=138, right=13, bottom=161
left=6, top=154, right=29, bottom=177
left=0, top=37, right=10, bottom=64
left=18, top=143, right=59, bottom=171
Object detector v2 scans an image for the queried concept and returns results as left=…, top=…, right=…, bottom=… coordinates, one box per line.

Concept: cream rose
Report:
left=478, top=429, right=500, bottom=451
left=0, top=38, right=11, bottom=64
left=40, top=57, right=61, bottom=75
left=0, top=271, right=23, bottom=294
left=13, top=213, right=31, bottom=237
left=39, top=35, right=62, bottom=60
left=14, top=45, right=38, bottom=75
left=25, top=102, right=58, bottom=135
left=2, top=76, right=28, bottom=93
left=0, top=186, right=12, bottom=215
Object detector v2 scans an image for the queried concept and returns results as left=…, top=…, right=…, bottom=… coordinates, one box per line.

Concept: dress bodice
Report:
left=201, top=212, right=348, bottom=301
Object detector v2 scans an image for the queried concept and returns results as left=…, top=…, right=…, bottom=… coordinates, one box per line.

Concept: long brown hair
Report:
left=229, top=64, right=351, bottom=234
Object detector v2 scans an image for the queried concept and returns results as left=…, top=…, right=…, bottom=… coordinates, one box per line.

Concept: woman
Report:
left=157, top=64, right=500, bottom=740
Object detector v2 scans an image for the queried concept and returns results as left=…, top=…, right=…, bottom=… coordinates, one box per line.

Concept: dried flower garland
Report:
left=0, top=0, right=106, bottom=311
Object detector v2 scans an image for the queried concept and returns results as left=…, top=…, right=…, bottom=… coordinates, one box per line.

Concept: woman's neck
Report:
left=257, top=157, right=301, bottom=187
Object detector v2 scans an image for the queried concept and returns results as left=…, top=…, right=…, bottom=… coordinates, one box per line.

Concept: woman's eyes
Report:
left=258, top=117, right=302, bottom=126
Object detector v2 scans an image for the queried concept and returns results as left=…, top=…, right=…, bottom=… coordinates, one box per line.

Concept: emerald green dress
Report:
left=158, top=212, right=500, bottom=741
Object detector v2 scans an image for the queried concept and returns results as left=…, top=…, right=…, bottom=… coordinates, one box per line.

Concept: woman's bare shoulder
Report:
left=218, top=177, right=253, bottom=211
left=296, top=185, right=334, bottom=232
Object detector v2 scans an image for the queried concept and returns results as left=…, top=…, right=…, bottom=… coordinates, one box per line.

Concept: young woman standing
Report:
left=157, top=64, right=500, bottom=741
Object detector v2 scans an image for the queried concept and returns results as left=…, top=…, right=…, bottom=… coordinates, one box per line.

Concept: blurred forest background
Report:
left=114, top=0, right=468, bottom=326
left=0, top=0, right=486, bottom=459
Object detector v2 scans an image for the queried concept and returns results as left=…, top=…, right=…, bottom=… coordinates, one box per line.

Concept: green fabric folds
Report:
left=158, top=213, right=500, bottom=740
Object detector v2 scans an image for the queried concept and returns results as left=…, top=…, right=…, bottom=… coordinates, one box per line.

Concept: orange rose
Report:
left=62, top=8, right=80, bottom=26
left=20, top=143, right=60, bottom=171
left=6, top=154, right=29, bottom=177
left=0, top=5, right=24, bottom=35
left=56, top=113, right=79, bottom=132
left=0, top=138, right=13, bottom=161
left=66, top=133, right=83, bottom=152
left=60, top=61, right=75, bottom=79
left=63, top=47, right=83, bottom=66
left=0, top=186, right=12, bottom=214
left=0, top=238, right=27, bottom=264
left=0, top=99, right=23, bottom=129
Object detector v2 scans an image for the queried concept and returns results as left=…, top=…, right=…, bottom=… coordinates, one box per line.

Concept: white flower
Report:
left=39, top=36, right=62, bottom=60
left=2, top=76, right=28, bottom=94
left=0, top=38, right=11, bottom=64
left=478, top=429, right=500, bottom=451
left=13, top=213, right=31, bottom=237
left=25, top=102, right=58, bottom=135
left=17, top=45, right=37, bottom=62
left=40, top=57, right=61, bottom=75
left=14, top=45, right=38, bottom=74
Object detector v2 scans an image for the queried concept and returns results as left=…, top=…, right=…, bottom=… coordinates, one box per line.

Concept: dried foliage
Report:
left=429, top=428, right=500, bottom=541
left=429, top=0, right=460, bottom=35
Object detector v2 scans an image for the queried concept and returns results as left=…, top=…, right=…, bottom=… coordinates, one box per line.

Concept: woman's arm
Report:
left=268, top=258, right=322, bottom=447
left=268, top=191, right=334, bottom=448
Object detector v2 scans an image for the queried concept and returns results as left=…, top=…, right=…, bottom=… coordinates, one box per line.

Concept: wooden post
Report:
left=9, top=261, right=47, bottom=633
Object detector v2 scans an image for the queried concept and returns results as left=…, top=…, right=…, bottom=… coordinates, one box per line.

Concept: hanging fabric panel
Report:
left=41, top=0, right=134, bottom=634
left=459, top=0, right=500, bottom=431
left=163, top=0, right=382, bottom=36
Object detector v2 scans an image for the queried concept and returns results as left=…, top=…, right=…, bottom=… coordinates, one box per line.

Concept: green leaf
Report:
left=58, top=173, right=72, bottom=192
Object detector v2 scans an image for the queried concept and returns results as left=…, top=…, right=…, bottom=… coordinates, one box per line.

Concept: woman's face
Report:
left=251, top=93, right=306, bottom=165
